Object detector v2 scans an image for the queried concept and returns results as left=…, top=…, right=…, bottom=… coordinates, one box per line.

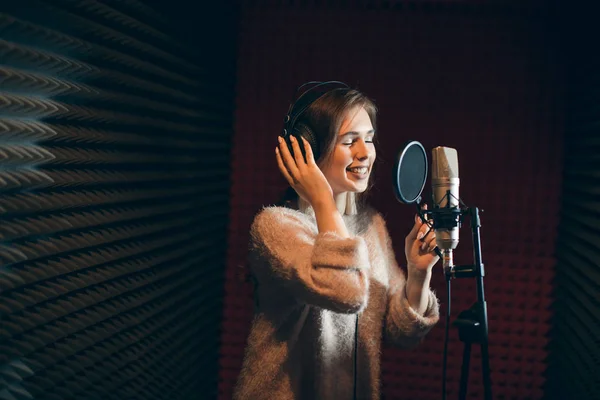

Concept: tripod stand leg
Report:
left=481, top=340, right=492, bottom=400
left=459, top=342, right=471, bottom=400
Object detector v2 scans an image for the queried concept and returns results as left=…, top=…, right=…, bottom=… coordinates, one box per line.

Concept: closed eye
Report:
left=343, top=140, right=374, bottom=146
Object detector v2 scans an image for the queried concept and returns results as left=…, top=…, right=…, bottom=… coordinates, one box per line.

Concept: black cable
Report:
left=353, top=313, right=358, bottom=400
left=442, top=276, right=451, bottom=400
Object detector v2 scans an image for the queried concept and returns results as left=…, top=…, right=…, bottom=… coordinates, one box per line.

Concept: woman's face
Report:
left=320, top=106, right=376, bottom=195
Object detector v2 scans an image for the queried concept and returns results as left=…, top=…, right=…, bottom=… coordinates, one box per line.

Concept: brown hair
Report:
left=277, top=87, right=379, bottom=212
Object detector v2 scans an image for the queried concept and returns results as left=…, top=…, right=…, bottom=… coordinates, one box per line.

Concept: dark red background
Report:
left=221, top=4, right=563, bottom=399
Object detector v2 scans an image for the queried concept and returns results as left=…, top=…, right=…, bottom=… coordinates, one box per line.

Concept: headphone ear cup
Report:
left=292, top=122, right=320, bottom=162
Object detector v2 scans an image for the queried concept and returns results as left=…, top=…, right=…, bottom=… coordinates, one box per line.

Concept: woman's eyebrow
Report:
left=340, top=130, right=375, bottom=137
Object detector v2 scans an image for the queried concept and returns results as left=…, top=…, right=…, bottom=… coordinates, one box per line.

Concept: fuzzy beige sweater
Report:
left=233, top=204, right=440, bottom=400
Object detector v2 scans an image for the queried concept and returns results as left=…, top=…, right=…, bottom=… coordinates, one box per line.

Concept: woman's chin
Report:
left=334, top=174, right=370, bottom=194
left=345, top=181, right=369, bottom=193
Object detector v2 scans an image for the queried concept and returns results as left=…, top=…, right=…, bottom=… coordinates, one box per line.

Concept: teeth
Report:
left=348, top=167, right=368, bottom=174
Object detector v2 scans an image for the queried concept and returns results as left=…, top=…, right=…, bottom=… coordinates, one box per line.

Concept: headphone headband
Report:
left=283, top=80, right=350, bottom=136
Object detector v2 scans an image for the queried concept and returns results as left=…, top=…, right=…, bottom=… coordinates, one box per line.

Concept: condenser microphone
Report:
left=431, top=147, right=461, bottom=274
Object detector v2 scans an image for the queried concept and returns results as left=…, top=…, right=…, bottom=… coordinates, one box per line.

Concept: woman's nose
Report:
left=355, top=140, right=370, bottom=160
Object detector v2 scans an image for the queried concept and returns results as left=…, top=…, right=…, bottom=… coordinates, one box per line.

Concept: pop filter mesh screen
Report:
left=398, top=143, right=427, bottom=203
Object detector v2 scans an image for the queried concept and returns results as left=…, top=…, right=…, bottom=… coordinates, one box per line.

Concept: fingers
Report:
left=415, top=208, right=436, bottom=251
left=275, top=147, right=294, bottom=185
left=420, top=234, right=437, bottom=252
left=408, top=214, right=431, bottom=240
left=278, top=136, right=300, bottom=178
left=289, top=135, right=306, bottom=167
left=406, top=204, right=439, bottom=258
left=427, top=238, right=438, bottom=253
left=276, top=135, right=315, bottom=185
left=417, top=222, right=433, bottom=240
left=409, top=203, right=432, bottom=238
left=301, top=137, right=316, bottom=165
left=407, top=216, right=421, bottom=241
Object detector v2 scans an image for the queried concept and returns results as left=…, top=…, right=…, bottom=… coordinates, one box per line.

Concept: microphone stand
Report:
left=450, top=206, right=492, bottom=400
left=423, top=194, right=492, bottom=400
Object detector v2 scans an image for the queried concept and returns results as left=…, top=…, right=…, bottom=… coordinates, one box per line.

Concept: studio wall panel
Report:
left=545, top=3, right=600, bottom=399
left=1, top=1, right=236, bottom=399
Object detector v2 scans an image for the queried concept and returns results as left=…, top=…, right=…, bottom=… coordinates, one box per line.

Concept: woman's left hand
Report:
left=405, top=207, right=440, bottom=276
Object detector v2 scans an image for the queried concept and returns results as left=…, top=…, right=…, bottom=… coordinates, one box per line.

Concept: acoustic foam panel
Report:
left=1, top=1, right=236, bottom=399
left=545, top=3, right=600, bottom=399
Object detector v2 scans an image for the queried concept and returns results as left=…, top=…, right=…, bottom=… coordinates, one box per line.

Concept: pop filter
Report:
left=393, top=140, right=428, bottom=204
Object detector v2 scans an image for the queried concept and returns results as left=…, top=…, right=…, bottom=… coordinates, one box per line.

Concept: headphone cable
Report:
left=353, top=313, right=358, bottom=400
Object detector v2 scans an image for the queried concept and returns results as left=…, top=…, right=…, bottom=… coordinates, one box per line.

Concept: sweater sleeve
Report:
left=374, top=213, right=440, bottom=348
left=248, top=207, right=370, bottom=314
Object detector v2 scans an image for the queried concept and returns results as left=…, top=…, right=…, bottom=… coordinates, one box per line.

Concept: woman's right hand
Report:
left=276, top=135, right=334, bottom=208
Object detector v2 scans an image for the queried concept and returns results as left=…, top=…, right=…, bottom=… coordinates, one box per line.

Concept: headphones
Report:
left=282, top=80, right=350, bottom=162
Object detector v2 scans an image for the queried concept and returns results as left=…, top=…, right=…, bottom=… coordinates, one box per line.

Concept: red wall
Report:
left=221, top=3, right=563, bottom=399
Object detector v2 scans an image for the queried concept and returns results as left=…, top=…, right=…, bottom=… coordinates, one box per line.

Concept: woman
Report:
left=234, top=86, right=440, bottom=399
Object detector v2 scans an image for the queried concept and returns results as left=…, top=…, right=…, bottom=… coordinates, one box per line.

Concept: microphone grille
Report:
left=432, top=147, right=459, bottom=179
